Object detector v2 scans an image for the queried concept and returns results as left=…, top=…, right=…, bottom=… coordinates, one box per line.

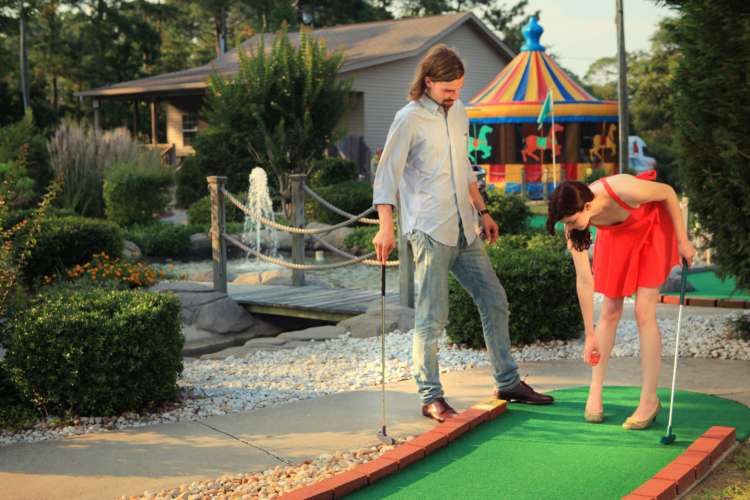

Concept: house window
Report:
left=182, top=113, right=199, bottom=147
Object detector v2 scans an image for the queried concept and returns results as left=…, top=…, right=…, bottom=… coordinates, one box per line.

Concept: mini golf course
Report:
left=282, top=387, right=750, bottom=499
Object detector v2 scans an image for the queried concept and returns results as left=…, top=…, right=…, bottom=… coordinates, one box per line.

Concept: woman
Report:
left=547, top=171, right=695, bottom=429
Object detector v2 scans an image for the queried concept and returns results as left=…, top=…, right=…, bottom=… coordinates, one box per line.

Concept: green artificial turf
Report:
left=350, top=386, right=750, bottom=500
left=662, top=270, right=750, bottom=300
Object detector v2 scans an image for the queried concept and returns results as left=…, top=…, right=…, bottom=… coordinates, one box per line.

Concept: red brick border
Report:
left=278, top=399, right=508, bottom=499
left=622, top=426, right=737, bottom=499
left=659, top=295, right=748, bottom=308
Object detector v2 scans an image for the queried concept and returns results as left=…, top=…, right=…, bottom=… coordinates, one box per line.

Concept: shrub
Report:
left=18, top=216, right=123, bottom=283
left=0, top=112, right=53, bottom=198
left=727, top=313, right=750, bottom=341
left=446, top=233, right=580, bottom=347
left=103, top=163, right=174, bottom=226
left=584, top=167, right=608, bottom=184
left=307, top=157, right=359, bottom=188
left=175, top=156, right=206, bottom=208
left=188, top=28, right=350, bottom=207
left=667, top=0, right=750, bottom=290
left=48, top=121, right=161, bottom=217
left=42, top=252, right=168, bottom=289
left=124, top=223, right=203, bottom=258
left=484, top=190, right=532, bottom=235
left=0, top=158, right=35, bottom=210
left=1, top=177, right=63, bottom=317
left=4, top=288, right=183, bottom=416
left=0, top=360, right=39, bottom=431
left=2, top=207, right=76, bottom=230
left=306, top=179, right=372, bottom=225
left=186, top=192, right=246, bottom=226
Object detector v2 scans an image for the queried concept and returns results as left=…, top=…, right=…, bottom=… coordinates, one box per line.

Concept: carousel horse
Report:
left=589, top=124, right=617, bottom=162
left=469, top=124, right=493, bottom=164
left=521, top=123, right=564, bottom=162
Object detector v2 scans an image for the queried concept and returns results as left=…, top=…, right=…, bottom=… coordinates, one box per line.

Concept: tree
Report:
left=659, top=0, right=750, bottom=288
left=396, top=0, right=535, bottom=53
left=297, top=0, right=392, bottom=27
left=629, top=18, right=681, bottom=188
left=0, top=0, right=43, bottom=113
left=583, top=56, right=618, bottom=101
left=182, top=28, right=351, bottom=201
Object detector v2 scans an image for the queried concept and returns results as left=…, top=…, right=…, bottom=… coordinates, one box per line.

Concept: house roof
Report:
left=76, top=12, right=514, bottom=99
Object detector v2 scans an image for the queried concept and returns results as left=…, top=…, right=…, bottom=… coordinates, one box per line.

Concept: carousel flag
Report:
left=537, top=90, right=553, bottom=130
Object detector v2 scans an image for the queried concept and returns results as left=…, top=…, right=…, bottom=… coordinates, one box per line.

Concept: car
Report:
left=471, top=163, right=490, bottom=202
left=628, top=136, right=657, bottom=173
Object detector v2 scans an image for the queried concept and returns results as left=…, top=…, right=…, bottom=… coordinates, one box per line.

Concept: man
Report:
left=372, top=45, right=553, bottom=423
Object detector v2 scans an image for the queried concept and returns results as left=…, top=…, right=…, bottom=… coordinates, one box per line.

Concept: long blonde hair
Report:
left=409, top=44, right=465, bottom=101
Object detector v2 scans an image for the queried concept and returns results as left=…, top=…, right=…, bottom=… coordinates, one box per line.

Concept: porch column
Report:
left=150, top=98, right=158, bottom=145
left=132, top=101, right=139, bottom=138
left=93, top=98, right=101, bottom=131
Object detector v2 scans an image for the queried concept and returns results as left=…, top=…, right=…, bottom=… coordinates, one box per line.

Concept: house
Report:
left=76, top=12, right=514, bottom=168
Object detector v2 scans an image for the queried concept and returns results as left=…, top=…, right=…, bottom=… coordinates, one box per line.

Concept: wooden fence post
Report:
left=290, top=174, right=306, bottom=286
left=207, top=176, right=228, bottom=293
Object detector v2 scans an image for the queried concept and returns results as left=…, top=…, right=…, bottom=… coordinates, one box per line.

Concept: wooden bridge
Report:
left=228, top=283, right=400, bottom=322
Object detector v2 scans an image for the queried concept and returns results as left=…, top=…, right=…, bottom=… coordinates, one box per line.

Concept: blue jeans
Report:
left=408, top=228, right=520, bottom=405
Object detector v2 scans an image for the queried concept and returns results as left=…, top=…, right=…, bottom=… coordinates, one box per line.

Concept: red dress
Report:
left=591, top=171, right=679, bottom=298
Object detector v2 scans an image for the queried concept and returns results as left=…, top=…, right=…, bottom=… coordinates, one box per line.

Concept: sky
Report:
left=519, top=0, right=677, bottom=78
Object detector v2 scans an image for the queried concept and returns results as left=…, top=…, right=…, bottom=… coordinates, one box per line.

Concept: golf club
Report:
left=377, top=263, right=397, bottom=445
left=661, top=257, right=689, bottom=445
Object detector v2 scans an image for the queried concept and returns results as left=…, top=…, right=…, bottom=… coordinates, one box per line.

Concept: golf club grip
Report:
left=679, top=258, right=689, bottom=305
left=381, top=264, right=386, bottom=297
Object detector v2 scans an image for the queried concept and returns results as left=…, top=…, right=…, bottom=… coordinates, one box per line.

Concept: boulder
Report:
left=277, top=325, right=347, bottom=341
left=189, top=270, right=238, bottom=283
left=338, top=301, right=414, bottom=338
left=232, top=272, right=263, bottom=285
left=195, top=296, right=255, bottom=334
left=185, top=232, right=212, bottom=259
left=660, top=265, right=696, bottom=293
left=122, top=240, right=142, bottom=260
left=260, top=269, right=292, bottom=283
left=307, top=223, right=355, bottom=250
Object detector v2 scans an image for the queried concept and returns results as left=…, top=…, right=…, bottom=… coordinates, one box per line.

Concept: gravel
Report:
left=2, top=309, right=748, bottom=448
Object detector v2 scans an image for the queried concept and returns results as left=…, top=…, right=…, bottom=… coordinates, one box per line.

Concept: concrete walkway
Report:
left=0, top=357, right=748, bottom=500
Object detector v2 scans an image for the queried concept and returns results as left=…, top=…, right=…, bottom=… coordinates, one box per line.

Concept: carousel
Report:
left=467, top=16, right=619, bottom=199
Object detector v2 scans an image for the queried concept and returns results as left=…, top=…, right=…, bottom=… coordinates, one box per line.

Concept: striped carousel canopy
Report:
left=467, top=16, right=618, bottom=123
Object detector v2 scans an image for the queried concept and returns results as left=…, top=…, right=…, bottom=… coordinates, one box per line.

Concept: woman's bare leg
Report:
left=632, top=287, right=662, bottom=420
left=586, top=296, right=624, bottom=413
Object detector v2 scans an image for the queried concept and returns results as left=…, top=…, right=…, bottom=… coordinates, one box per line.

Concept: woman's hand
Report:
left=678, top=239, right=696, bottom=267
left=583, top=334, right=601, bottom=366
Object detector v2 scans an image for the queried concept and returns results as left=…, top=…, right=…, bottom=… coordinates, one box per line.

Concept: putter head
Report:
left=660, top=433, right=676, bottom=445
left=377, top=427, right=397, bottom=446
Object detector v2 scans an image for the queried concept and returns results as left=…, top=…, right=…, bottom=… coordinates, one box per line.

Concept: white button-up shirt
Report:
left=373, top=95, right=477, bottom=247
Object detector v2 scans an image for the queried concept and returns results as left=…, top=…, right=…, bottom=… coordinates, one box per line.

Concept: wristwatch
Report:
left=478, top=209, right=490, bottom=216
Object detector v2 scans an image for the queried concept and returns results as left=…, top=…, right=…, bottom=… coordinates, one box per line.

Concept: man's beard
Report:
left=442, top=98, right=455, bottom=108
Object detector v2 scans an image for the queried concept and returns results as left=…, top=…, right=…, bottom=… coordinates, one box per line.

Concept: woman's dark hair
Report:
left=547, top=181, right=594, bottom=251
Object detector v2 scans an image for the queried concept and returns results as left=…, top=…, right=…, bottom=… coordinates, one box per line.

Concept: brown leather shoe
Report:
left=421, top=397, right=458, bottom=422
left=494, top=381, right=554, bottom=405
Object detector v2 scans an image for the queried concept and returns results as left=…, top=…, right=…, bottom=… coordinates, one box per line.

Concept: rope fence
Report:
left=208, top=174, right=406, bottom=297
left=303, top=184, right=379, bottom=224
left=223, top=188, right=376, bottom=235
left=225, top=234, right=398, bottom=270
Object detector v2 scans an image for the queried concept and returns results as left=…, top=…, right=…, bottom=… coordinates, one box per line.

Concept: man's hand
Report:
left=373, top=228, right=395, bottom=263
left=480, top=214, right=500, bottom=243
